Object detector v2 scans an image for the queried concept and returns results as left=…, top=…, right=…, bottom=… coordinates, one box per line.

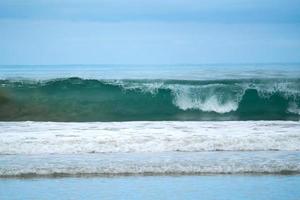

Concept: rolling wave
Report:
left=0, top=78, right=299, bottom=121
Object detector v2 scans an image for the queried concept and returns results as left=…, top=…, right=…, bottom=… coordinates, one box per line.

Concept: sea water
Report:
left=1, top=176, right=300, bottom=200
left=0, top=64, right=300, bottom=199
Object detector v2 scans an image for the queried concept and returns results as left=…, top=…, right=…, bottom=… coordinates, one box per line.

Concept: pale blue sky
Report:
left=0, top=0, right=300, bottom=64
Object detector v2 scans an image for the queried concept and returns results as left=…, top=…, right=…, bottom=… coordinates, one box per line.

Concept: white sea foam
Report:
left=171, top=85, right=241, bottom=113
left=170, top=81, right=300, bottom=113
left=245, top=81, right=300, bottom=100
left=173, top=94, right=239, bottom=113
left=0, top=121, right=300, bottom=155
left=288, top=102, right=300, bottom=115
left=1, top=121, right=300, bottom=177
left=111, top=81, right=244, bottom=113
left=1, top=152, right=300, bottom=177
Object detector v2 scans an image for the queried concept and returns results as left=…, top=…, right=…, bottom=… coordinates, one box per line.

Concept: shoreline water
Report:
left=1, top=121, right=299, bottom=178
left=1, top=151, right=300, bottom=178
left=1, top=175, right=300, bottom=200
left=1, top=65, right=300, bottom=199
left=1, top=121, right=299, bottom=154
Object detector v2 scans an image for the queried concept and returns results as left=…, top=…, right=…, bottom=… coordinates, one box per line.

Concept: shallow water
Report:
left=1, top=64, right=300, bottom=199
left=1, top=175, right=300, bottom=200
left=1, top=121, right=300, bottom=154
left=1, top=121, right=300, bottom=177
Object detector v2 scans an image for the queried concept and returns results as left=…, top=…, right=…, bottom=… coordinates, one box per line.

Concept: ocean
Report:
left=0, top=64, right=300, bottom=199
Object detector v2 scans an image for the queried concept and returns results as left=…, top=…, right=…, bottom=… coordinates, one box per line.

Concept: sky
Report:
left=0, top=0, right=300, bottom=65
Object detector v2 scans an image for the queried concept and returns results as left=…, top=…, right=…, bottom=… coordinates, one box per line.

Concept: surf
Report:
left=0, top=77, right=299, bottom=121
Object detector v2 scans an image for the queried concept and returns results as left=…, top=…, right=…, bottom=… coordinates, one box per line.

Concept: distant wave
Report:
left=0, top=78, right=300, bottom=121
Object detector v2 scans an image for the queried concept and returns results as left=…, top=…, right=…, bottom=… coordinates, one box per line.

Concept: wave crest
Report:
left=0, top=78, right=299, bottom=121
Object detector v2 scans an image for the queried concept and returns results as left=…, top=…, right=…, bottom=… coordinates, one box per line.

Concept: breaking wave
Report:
left=0, top=78, right=299, bottom=121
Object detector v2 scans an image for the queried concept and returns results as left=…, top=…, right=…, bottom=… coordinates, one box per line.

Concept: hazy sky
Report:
left=0, top=0, right=300, bottom=64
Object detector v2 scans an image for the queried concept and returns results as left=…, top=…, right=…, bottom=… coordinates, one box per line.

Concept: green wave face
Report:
left=0, top=78, right=299, bottom=121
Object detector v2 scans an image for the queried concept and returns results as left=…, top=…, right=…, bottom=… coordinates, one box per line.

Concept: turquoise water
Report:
left=0, top=77, right=299, bottom=121
left=1, top=64, right=299, bottom=121
left=1, top=175, right=300, bottom=200
left=1, top=64, right=300, bottom=199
